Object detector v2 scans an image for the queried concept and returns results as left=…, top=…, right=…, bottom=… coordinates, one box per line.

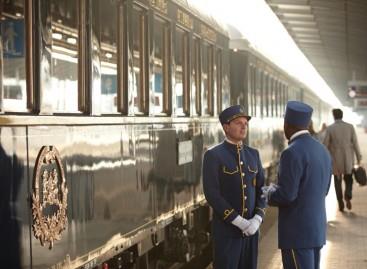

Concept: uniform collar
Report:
left=289, top=130, right=309, bottom=142
left=224, top=138, right=244, bottom=151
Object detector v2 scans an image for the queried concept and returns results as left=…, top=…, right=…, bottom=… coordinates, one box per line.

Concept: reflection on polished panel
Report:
left=0, top=127, right=28, bottom=267
left=46, top=0, right=79, bottom=113
left=221, top=51, right=230, bottom=109
left=93, top=0, right=118, bottom=114
left=215, top=49, right=221, bottom=114
left=28, top=125, right=154, bottom=267
left=191, top=38, right=199, bottom=116
left=152, top=18, right=166, bottom=114
left=1, top=0, right=27, bottom=112
left=131, top=6, right=145, bottom=114
left=175, top=28, right=184, bottom=115
left=202, top=43, right=209, bottom=115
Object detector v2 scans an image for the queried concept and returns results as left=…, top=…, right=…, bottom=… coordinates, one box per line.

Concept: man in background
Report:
left=323, top=108, right=362, bottom=211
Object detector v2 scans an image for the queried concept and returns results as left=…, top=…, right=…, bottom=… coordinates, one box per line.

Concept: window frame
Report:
left=174, top=26, right=190, bottom=116
left=216, top=48, right=222, bottom=114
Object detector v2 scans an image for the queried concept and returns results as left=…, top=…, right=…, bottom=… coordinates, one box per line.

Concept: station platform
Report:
left=258, top=180, right=367, bottom=269
left=259, top=127, right=367, bottom=269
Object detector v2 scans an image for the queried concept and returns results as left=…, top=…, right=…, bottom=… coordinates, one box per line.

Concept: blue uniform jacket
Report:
left=269, top=134, right=332, bottom=249
left=203, top=140, right=266, bottom=238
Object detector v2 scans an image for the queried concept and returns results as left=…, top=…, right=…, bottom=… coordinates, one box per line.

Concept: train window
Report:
left=280, top=82, right=284, bottom=116
left=279, top=82, right=284, bottom=116
left=192, top=37, right=200, bottom=115
left=274, top=80, right=279, bottom=117
left=43, top=0, right=79, bottom=113
left=1, top=0, right=27, bottom=112
left=152, top=17, right=170, bottom=115
left=174, top=27, right=189, bottom=116
left=247, top=65, right=255, bottom=116
left=269, top=77, right=273, bottom=117
left=282, top=83, right=287, bottom=114
left=255, top=68, right=261, bottom=117
left=92, top=0, right=119, bottom=114
left=131, top=6, right=148, bottom=115
left=202, top=42, right=213, bottom=116
left=270, top=77, right=276, bottom=117
left=221, top=50, right=230, bottom=110
left=260, top=71, right=264, bottom=118
left=264, top=73, right=269, bottom=117
left=216, top=49, right=222, bottom=114
left=277, top=82, right=282, bottom=116
left=250, top=65, right=256, bottom=116
left=275, top=81, right=279, bottom=116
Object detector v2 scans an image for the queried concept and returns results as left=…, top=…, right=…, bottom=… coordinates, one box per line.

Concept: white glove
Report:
left=261, top=183, right=278, bottom=204
left=243, top=214, right=262, bottom=236
left=231, top=216, right=250, bottom=232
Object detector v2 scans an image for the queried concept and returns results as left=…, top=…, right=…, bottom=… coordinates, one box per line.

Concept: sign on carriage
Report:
left=178, top=140, right=193, bottom=165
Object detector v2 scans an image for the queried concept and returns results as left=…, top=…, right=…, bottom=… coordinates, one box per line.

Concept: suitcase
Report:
left=353, top=166, right=367, bottom=186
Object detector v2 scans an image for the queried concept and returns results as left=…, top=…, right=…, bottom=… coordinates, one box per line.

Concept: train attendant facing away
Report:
left=262, top=101, right=332, bottom=269
left=202, top=105, right=266, bottom=269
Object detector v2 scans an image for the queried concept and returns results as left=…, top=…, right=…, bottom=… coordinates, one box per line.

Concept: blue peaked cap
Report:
left=219, top=105, right=251, bottom=125
left=284, top=101, right=313, bottom=128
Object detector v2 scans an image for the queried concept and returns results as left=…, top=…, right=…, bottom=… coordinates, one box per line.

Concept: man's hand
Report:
left=243, top=214, right=262, bottom=236
left=232, top=216, right=250, bottom=232
left=261, top=183, right=278, bottom=204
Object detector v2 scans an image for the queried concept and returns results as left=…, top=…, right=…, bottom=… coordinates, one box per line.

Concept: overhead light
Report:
left=286, top=20, right=317, bottom=26
left=291, top=27, right=319, bottom=32
left=15, top=13, right=23, bottom=17
left=105, top=53, right=113, bottom=59
left=277, top=4, right=311, bottom=11
left=297, top=39, right=322, bottom=44
left=348, top=87, right=356, bottom=98
left=282, top=13, right=314, bottom=19
left=294, top=32, right=320, bottom=38
left=52, top=33, right=63, bottom=40
left=66, top=37, right=77, bottom=45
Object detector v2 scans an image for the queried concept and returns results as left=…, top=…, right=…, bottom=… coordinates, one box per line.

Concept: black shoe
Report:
left=346, top=199, right=352, bottom=210
left=338, top=201, right=345, bottom=212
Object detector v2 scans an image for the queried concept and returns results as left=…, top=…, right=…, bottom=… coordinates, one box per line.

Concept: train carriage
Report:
left=1, top=1, right=230, bottom=268
left=228, top=37, right=331, bottom=182
left=0, top=1, right=330, bottom=269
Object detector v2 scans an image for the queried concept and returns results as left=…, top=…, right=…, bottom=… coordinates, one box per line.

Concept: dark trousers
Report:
left=281, top=247, right=321, bottom=269
left=213, top=232, right=259, bottom=269
left=334, top=174, right=353, bottom=203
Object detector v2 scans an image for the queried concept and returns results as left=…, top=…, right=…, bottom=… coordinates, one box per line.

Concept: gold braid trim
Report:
left=223, top=209, right=234, bottom=220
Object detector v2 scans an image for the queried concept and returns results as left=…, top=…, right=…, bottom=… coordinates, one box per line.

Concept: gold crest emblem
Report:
left=32, top=146, right=68, bottom=249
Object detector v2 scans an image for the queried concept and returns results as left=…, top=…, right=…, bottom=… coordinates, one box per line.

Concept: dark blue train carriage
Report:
left=0, top=1, right=330, bottom=268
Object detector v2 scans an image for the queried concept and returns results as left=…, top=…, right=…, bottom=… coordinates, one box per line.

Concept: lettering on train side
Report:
left=32, top=146, right=68, bottom=249
left=150, top=0, right=168, bottom=14
left=177, top=9, right=194, bottom=30
left=200, top=24, right=217, bottom=42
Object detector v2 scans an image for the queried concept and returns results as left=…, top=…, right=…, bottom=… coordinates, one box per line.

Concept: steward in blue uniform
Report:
left=203, top=105, right=266, bottom=269
left=263, top=101, right=332, bottom=269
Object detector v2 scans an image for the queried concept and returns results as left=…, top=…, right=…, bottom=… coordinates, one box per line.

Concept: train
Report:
left=0, top=0, right=331, bottom=268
